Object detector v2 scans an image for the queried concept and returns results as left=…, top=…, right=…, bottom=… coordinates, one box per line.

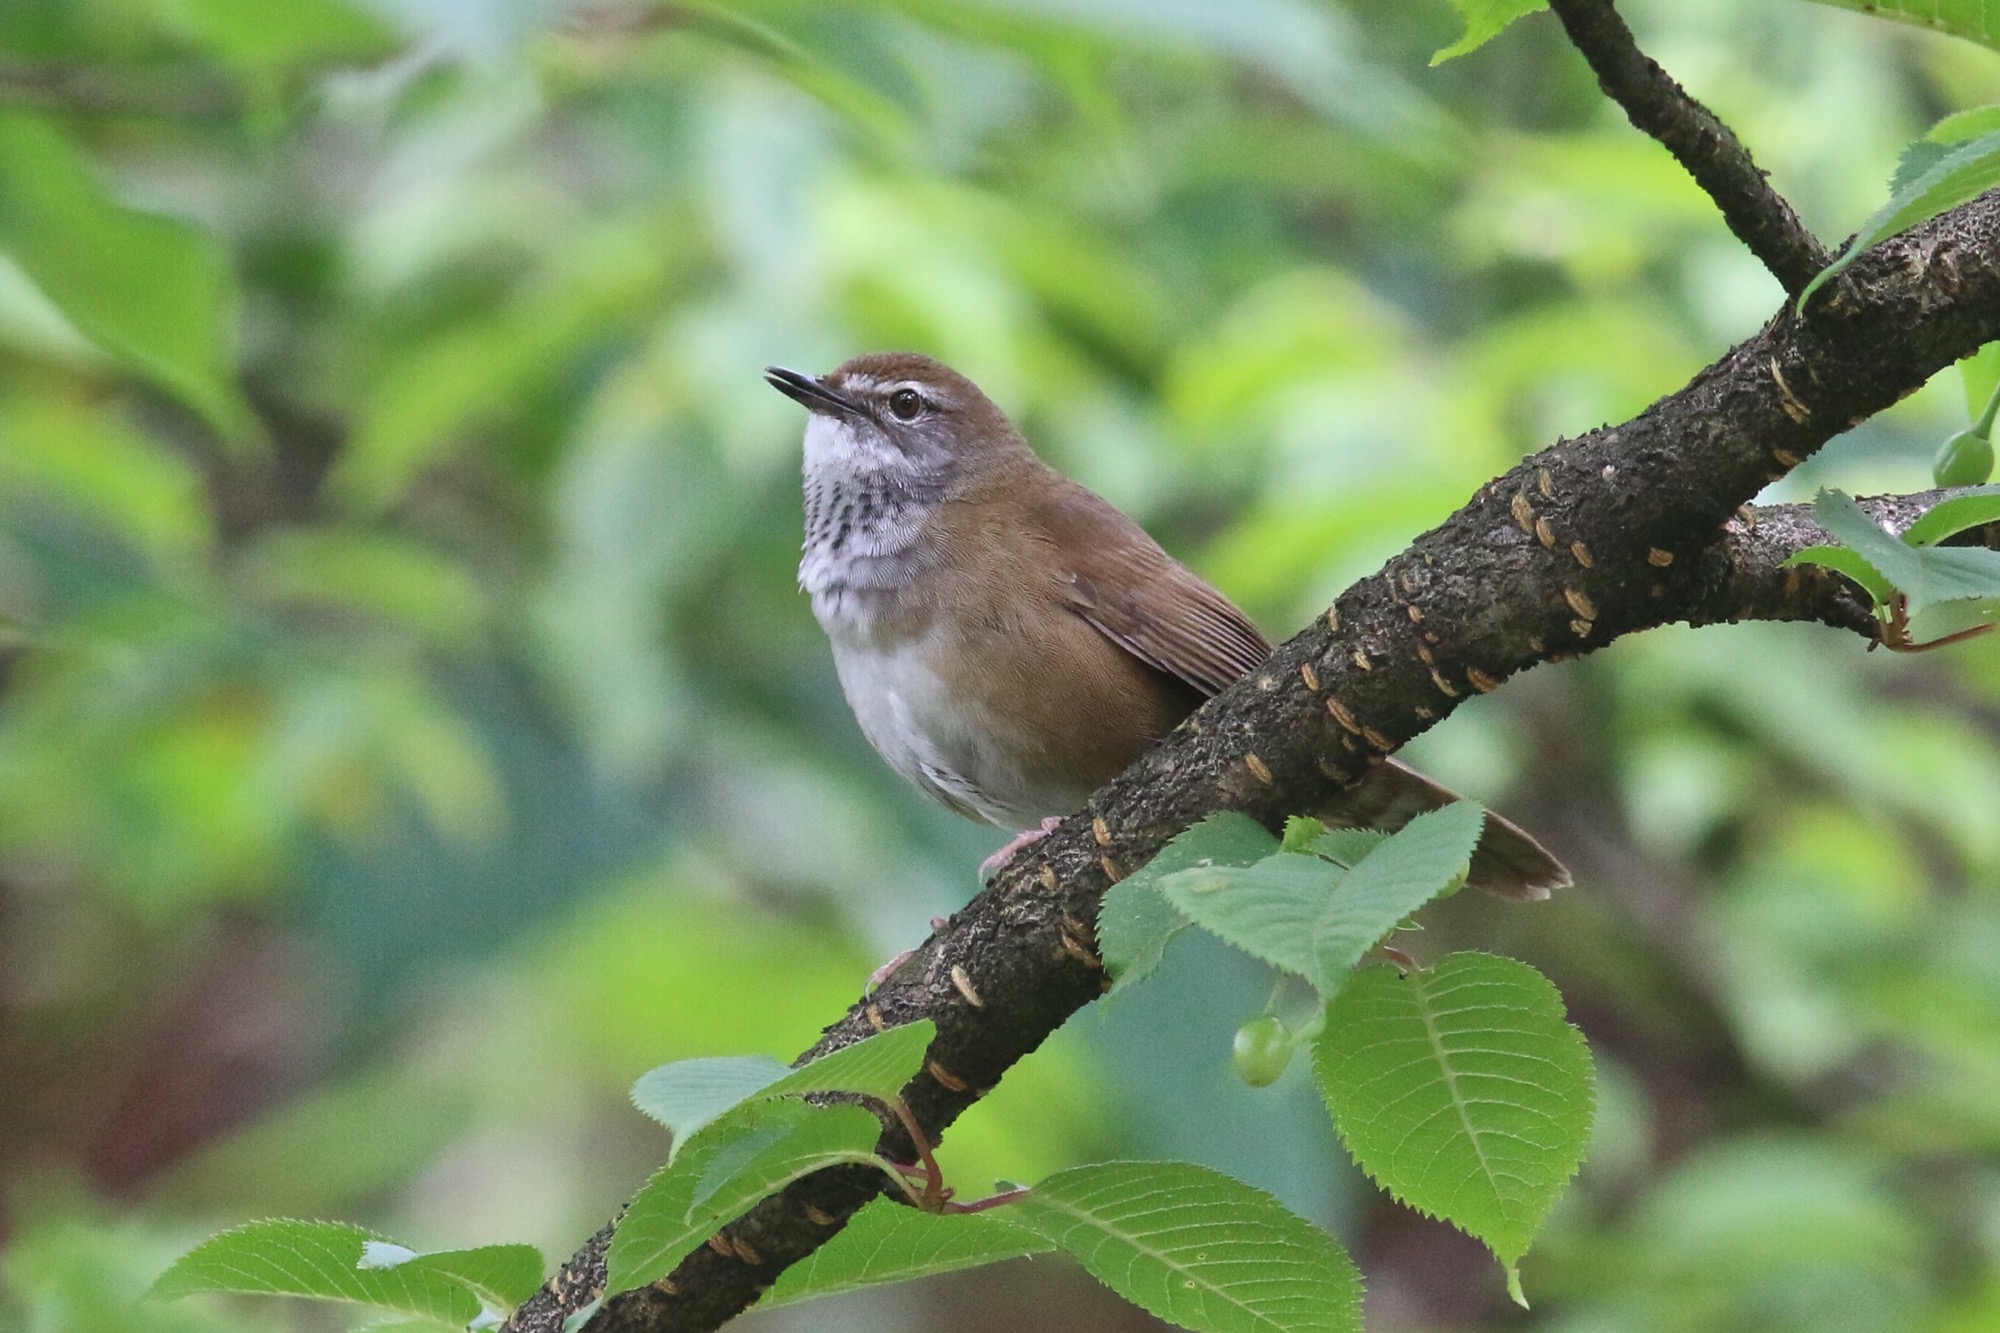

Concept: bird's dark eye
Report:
left=888, top=388, right=925, bottom=421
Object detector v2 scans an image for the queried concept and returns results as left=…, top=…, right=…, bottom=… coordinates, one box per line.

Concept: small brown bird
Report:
left=767, top=352, right=1567, bottom=900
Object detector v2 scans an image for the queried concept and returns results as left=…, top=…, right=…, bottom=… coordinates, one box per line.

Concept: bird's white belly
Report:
left=823, top=623, right=1040, bottom=828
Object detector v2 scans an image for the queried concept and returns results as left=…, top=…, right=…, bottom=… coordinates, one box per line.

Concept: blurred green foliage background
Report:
left=2, top=0, right=1999, bottom=1329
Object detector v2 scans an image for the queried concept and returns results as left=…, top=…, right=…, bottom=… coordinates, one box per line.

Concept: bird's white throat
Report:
left=798, top=413, right=942, bottom=609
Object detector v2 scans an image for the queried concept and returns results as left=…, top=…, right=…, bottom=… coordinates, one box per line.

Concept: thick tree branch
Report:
left=503, top=189, right=2000, bottom=1333
left=1546, top=0, right=1831, bottom=295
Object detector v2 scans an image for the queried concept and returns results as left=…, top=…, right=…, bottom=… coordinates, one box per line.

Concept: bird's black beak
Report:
left=765, top=366, right=861, bottom=417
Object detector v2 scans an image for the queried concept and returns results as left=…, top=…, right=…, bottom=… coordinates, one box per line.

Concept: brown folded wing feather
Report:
left=1032, top=478, right=1270, bottom=696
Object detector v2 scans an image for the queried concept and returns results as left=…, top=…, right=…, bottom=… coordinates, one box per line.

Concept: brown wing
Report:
left=1029, top=477, right=1271, bottom=698
left=1021, top=472, right=1568, bottom=902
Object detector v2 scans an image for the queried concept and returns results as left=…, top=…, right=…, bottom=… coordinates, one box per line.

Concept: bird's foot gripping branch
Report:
left=149, top=802, right=1592, bottom=1331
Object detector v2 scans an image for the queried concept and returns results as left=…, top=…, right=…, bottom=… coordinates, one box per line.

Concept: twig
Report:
left=1546, top=0, right=1831, bottom=296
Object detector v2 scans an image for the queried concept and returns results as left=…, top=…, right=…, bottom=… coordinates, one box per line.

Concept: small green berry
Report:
left=1934, top=428, right=1995, bottom=488
left=1232, top=1014, right=1294, bottom=1087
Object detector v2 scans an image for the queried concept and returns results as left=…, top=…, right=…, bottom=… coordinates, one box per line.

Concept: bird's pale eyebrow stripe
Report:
left=843, top=374, right=881, bottom=394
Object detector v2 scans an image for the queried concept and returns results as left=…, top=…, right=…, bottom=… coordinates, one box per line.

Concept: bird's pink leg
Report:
left=979, top=817, right=1064, bottom=879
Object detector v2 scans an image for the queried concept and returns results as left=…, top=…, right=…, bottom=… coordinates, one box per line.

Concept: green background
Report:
left=2, top=0, right=1998, bottom=1329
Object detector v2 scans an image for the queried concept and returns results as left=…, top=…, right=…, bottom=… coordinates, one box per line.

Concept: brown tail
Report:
left=1312, top=757, right=1570, bottom=903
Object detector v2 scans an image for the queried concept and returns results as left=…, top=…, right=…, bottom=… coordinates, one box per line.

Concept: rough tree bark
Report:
left=503, top=5, right=2000, bottom=1329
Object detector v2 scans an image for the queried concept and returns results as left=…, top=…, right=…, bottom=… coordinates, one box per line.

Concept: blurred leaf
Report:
left=1315, top=953, right=1594, bottom=1301
left=972, top=0, right=1443, bottom=141
left=140, top=0, right=395, bottom=79
left=0, top=111, right=251, bottom=438
left=675, top=4, right=919, bottom=150
left=1099, top=813, right=1279, bottom=991
left=4, top=1216, right=262, bottom=1333
left=0, top=392, right=212, bottom=565
left=758, top=1199, right=1053, bottom=1309
left=337, top=221, right=675, bottom=510
left=236, top=528, right=486, bottom=645
left=1803, top=0, right=2000, bottom=51
left=150, top=1072, right=469, bottom=1217
left=1432, top=0, right=1547, bottom=64
left=1010, top=1160, right=1362, bottom=1332
left=1782, top=544, right=1896, bottom=606
left=1621, top=1136, right=1920, bottom=1329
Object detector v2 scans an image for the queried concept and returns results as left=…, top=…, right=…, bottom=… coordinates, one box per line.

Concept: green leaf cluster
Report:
left=620, top=1017, right=1372, bottom=1328
left=1103, top=802, right=1480, bottom=995
left=1096, top=807, right=1595, bottom=1300
left=1786, top=489, right=2000, bottom=636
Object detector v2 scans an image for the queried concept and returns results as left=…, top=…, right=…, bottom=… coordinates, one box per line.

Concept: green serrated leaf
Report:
left=149, top=1220, right=483, bottom=1323
left=1304, top=827, right=1387, bottom=867
left=759, top=1018, right=937, bottom=1106
left=1902, top=488, right=2000, bottom=547
left=1161, top=854, right=1343, bottom=983
left=631, top=1056, right=791, bottom=1147
left=1813, top=490, right=1925, bottom=591
left=1799, top=129, right=2000, bottom=311
left=1432, top=0, right=1547, bottom=64
left=631, top=1021, right=935, bottom=1158
left=1281, top=816, right=1327, bottom=853
left=1931, top=105, right=2000, bottom=145
left=0, top=111, right=251, bottom=440
left=1907, top=544, right=2000, bottom=612
left=1100, top=813, right=1280, bottom=991
left=408, top=1244, right=546, bottom=1313
left=758, top=1199, right=1053, bottom=1309
left=1824, top=486, right=2000, bottom=608
left=1782, top=545, right=1897, bottom=607
left=605, top=1103, right=885, bottom=1295
left=1890, top=139, right=1952, bottom=195
left=1803, top=0, right=2000, bottom=52
left=1097, top=880, right=1189, bottom=993
left=1162, top=804, right=1483, bottom=995
left=1010, top=1160, right=1361, bottom=1332
left=1302, top=802, right=1482, bottom=983
left=1314, top=953, right=1594, bottom=1293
